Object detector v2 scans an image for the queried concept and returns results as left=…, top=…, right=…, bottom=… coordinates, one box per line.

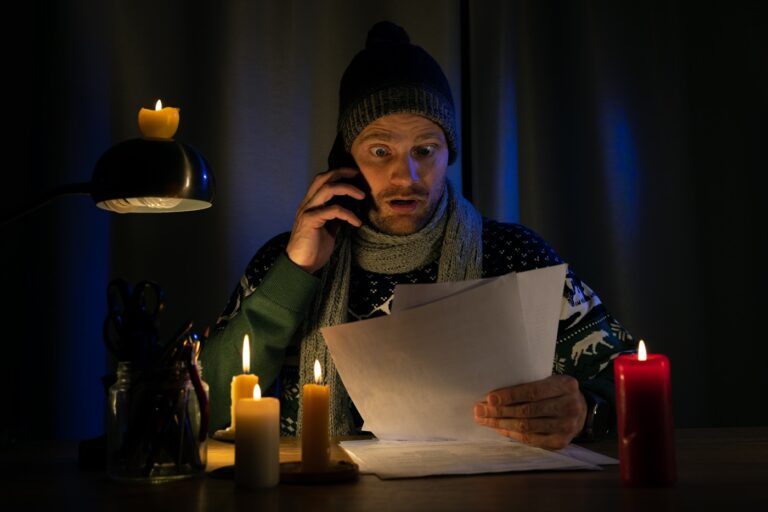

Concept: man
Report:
left=201, top=21, right=633, bottom=449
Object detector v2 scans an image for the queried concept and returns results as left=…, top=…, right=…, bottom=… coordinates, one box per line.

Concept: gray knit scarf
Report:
left=297, top=181, right=483, bottom=436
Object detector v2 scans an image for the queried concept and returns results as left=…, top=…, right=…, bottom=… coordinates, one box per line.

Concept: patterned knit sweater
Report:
left=209, top=219, right=634, bottom=436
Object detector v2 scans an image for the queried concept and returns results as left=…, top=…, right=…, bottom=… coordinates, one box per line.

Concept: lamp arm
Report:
left=1, top=182, right=92, bottom=226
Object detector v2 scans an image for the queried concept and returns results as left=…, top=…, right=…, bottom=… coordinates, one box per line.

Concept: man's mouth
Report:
left=387, top=198, right=421, bottom=212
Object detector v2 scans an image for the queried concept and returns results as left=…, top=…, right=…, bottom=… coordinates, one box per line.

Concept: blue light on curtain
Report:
left=221, top=3, right=316, bottom=288
left=599, top=97, right=640, bottom=242
left=54, top=204, right=109, bottom=440
left=467, top=0, right=521, bottom=223
left=495, top=72, right=520, bottom=223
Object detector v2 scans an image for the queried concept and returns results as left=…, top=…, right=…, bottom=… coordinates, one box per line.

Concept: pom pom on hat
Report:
left=365, top=21, right=410, bottom=48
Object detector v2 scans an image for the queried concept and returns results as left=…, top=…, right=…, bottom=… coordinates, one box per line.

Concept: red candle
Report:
left=614, top=340, right=676, bottom=486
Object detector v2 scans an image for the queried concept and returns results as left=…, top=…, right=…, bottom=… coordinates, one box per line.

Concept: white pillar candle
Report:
left=235, top=384, right=280, bottom=488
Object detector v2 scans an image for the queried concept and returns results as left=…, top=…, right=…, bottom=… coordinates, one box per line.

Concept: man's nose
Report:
left=389, top=155, right=419, bottom=185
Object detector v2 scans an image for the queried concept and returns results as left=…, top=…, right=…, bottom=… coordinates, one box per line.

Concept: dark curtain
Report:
left=469, top=0, right=767, bottom=427
left=3, top=0, right=765, bottom=443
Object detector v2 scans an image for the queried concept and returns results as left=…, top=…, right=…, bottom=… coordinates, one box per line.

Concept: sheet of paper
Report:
left=339, top=439, right=602, bottom=479
left=393, top=264, right=567, bottom=375
left=558, top=444, right=619, bottom=466
left=321, top=264, right=567, bottom=442
left=391, top=275, right=491, bottom=313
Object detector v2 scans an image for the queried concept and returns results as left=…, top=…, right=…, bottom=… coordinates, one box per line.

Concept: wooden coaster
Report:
left=212, top=428, right=235, bottom=443
left=279, top=461, right=359, bottom=484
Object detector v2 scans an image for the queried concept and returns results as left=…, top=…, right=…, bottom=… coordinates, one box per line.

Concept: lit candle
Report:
left=235, top=384, right=280, bottom=488
left=301, top=359, right=329, bottom=472
left=230, top=334, right=259, bottom=432
left=614, top=340, right=676, bottom=486
left=138, top=99, right=180, bottom=139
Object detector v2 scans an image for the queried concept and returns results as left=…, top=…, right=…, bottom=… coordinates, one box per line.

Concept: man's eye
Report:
left=414, top=145, right=436, bottom=157
left=370, top=146, right=389, bottom=158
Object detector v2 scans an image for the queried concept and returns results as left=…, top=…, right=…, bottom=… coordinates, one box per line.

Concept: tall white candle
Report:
left=235, top=384, right=280, bottom=488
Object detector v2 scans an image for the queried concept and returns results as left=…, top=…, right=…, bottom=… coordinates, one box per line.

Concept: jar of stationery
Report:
left=106, top=360, right=208, bottom=482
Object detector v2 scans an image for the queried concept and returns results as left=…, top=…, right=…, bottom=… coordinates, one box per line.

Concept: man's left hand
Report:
left=473, top=375, right=587, bottom=450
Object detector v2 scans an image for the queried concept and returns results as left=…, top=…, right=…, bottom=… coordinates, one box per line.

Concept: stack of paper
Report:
left=321, top=264, right=618, bottom=478
left=338, top=439, right=619, bottom=479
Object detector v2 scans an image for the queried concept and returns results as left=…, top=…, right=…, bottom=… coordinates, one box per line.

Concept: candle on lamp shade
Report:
left=614, top=339, right=676, bottom=486
left=301, top=359, right=330, bottom=472
left=230, top=334, right=259, bottom=432
left=235, top=383, right=280, bottom=489
left=138, top=99, right=180, bottom=139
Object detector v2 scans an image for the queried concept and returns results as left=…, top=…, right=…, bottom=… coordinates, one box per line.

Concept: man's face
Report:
left=350, top=113, right=449, bottom=236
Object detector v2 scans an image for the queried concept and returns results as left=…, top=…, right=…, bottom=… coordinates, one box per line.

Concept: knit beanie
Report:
left=333, top=21, right=458, bottom=165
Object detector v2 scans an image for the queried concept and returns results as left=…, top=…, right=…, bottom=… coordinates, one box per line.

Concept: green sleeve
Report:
left=200, top=253, right=319, bottom=433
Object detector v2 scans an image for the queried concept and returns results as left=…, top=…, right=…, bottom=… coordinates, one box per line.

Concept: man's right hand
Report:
left=285, top=167, right=365, bottom=274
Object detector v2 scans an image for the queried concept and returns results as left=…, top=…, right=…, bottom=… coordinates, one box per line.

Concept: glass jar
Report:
left=107, top=361, right=208, bottom=482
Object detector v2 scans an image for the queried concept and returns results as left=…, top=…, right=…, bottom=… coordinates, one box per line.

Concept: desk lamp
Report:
left=2, top=101, right=215, bottom=470
left=3, top=100, right=214, bottom=224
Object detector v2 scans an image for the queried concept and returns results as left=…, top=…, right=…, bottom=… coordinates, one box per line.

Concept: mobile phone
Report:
left=326, top=135, right=370, bottom=219
left=328, top=171, right=370, bottom=219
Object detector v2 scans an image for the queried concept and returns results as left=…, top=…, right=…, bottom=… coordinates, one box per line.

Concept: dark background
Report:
left=2, top=0, right=765, bottom=444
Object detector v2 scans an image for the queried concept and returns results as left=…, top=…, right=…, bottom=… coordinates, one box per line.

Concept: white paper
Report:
left=323, top=273, right=522, bottom=441
left=339, top=439, right=604, bottom=479
left=391, top=276, right=492, bottom=313
left=557, top=444, right=619, bottom=466
left=321, top=264, right=567, bottom=441
left=321, top=264, right=616, bottom=478
left=393, top=264, right=566, bottom=376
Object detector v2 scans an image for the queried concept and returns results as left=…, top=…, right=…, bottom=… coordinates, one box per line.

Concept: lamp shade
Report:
left=91, top=138, right=214, bottom=213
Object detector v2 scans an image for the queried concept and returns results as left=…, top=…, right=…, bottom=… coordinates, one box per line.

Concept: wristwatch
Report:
left=578, top=389, right=612, bottom=441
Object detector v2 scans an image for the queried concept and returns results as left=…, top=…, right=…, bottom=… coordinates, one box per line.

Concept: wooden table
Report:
left=2, top=428, right=766, bottom=511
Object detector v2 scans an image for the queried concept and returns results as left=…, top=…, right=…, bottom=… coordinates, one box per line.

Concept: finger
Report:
left=299, top=203, right=363, bottom=229
left=487, top=375, right=579, bottom=406
left=492, top=429, right=571, bottom=450
left=477, top=395, right=579, bottom=419
left=304, top=167, right=360, bottom=202
left=477, top=416, right=581, bottom=437
left=473, top=401, right=488, bottom=418
left=300, top=181, right=366, bottom=214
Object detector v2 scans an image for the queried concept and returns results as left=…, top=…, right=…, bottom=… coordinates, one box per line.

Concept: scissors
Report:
left=103, top=278, right=165, bottom=363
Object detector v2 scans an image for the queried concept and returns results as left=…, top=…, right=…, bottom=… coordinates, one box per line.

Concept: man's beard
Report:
left=366, top=180, right=445, bottom=235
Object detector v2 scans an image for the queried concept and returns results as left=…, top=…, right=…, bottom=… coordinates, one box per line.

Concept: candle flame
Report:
left=155, top=99, right=163, bottom=110
left=253, top=383, right=261, bottom=400
left=242, top=334, right=250, bottom=373
left=314, top=359, right=322, bottom=383
left=638, top=339, right=647, bottom=361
